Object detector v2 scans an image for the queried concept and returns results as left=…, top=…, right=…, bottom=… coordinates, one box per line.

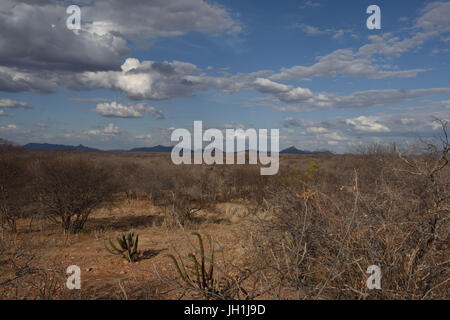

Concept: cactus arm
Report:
left=165, top=254, right=192, bottom=287
left=208, top=234, right=214, bottom=281
left=192, top=232, right=207, bottom=288
left=106, top=238, right=125, bottom=254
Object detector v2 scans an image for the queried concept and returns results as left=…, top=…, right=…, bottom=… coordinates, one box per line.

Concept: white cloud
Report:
left=253, top=78, right=292, bottom=93
left=86, top=123, right=120, bottom=136
left=0, top=66, right=59, bottom=93
left=0, top=98, right=30, bottom=108
left=433, top=100, right=450, bottom=109
left=357, top=2, right=450, bottom=59
left=254, top=78, right=450, bottom=109
left=307, top=127, right=328, bottom=133
left=83, top=0, right=242, bottom=39
left=93, top=101, right=142, bottom=118
left=136, top=134, right=152, bottom=141
left=345, top=116, right=390, bottom=133
left=299, top=1, right=320, bottom=9
left=416, top=1, right=450, bottom=31
left=295, top=24, right=354, bottom=39
left=0, top=1, right=128, bottom=73
left=77, top=58, right=267, bottom=100
left=270, top=49, right=429, bottom=81
left=275, top=2, right=450, bottom=83
left=0, top=0, right=242, bottom=94
left=0, top=0, right=241, bottom=74
left=0, top=124, right=19, bottom=131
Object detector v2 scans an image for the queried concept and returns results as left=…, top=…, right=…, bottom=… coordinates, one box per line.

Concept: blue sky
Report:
left=0, top=0, right=449, bottom=152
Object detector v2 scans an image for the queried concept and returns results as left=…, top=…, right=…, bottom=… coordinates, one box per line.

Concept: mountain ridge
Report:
left=22, top=142, right=333, bottom=155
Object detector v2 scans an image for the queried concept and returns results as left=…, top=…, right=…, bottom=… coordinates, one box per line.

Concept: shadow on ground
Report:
left=87, top=214, right=165, bottom=231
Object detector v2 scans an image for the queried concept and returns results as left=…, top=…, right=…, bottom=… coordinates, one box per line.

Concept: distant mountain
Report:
left=24, top=143, right=174, bottom=153
left=280, top=146, right=312, bottom=154
left=22, top=143, right=333, bottom=155
left=24, top=143, right=101, bottom=152
left=280, top=146, right=333, bottom=155
left=128, top=145, right=173, bottom=153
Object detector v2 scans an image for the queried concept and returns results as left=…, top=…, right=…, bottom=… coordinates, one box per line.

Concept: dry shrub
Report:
left=164, top=167, right=219, bottom=227
left=34, top=155, right=120, bottom=234
left=245, top=121, right=449, bottom=299
left=0, top=235, right=84, bottom=299
left=0, top=146, right=31, bottom=233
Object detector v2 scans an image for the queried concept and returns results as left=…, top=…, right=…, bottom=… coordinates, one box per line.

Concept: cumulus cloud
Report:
left=432, top=100, right=450, bottom=109
left=93, top=101, right=164, bottom=119
left=136, top=134, right=152, bottom=141
left=77, top=59, right=198, bottom=100
left=254, top=78, right=450, bottom=109
left=83, top=0, right=242, bottom=39
left=299, top=1, right=320, bottom=9
left=270, top=49, right=429, bottom=81
left=253, top=78, right=292, bottom=94
left=0, top=55, right=263, bottom=98
left=280, top=109, right=450, bottom=152
left=284, top=111, right=449, bottom=138
left=294, top=23, right=355, bottom=39
left=0, top=0, right=242, bottom=94
left=345, top=116, right=390, bottom=133
left=0, top=124, right=19, bottom=131
left=0, top=0, right=240, bottom=74
left=93, top=102, right=141, bottom=118
left=0, top=99, right=30, bottom=108
left=0, top=66, right=60, bottom=93
left=273, top=2, right=450, bottom=82
left=0, top=1, right=128, bottom=73
left=75, top=58, right=266, bottom=100
left=357, top=2, right=450, bottom=58
left=416, top=1, right=450, bottom=31
left=85, top=123, right=120, bottom=136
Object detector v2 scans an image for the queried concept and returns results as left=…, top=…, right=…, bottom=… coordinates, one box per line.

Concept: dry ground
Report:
left=2, top=199, right=254, bottom=299
left=0, top=144, right=448, bottom=300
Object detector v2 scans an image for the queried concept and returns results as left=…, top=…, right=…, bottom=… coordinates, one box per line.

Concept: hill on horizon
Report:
left=22, top=142, right=333, bottom=155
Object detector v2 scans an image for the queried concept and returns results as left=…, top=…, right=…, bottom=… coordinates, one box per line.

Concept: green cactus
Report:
left=105, top=232, right=140, bottom=263
left=166, top=232, right=220, bottom=299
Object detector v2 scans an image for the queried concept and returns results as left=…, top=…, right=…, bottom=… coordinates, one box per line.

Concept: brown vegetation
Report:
left=0, top=121, right=448, bottom=300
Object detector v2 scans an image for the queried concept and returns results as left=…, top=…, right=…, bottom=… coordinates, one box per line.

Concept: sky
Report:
left=0, top=0, right=449, bottom=153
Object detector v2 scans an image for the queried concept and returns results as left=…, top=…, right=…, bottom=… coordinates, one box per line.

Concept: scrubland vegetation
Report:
left=0, top=121, right=448, bottom=300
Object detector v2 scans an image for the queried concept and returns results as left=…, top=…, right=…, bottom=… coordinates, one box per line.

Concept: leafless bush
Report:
left=34, top=155, right=120, bottom=234
left=245, top=120, right=449, bottom=299
left=0, top=235, right=84, bottom=299
left=0, top=147, right=31, bottom=233
left=0, top=235, right=37, bottom=295
left=164, top=168, right=216, bottom=227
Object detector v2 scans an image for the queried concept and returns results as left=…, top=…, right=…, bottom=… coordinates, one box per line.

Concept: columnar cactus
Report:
left=105, top=232, right=140, bottom=263
left=166, top=232, right=221, bottom=299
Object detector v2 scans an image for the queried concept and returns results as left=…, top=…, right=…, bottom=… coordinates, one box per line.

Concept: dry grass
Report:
left=0, top=124, right=448, bottom=300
